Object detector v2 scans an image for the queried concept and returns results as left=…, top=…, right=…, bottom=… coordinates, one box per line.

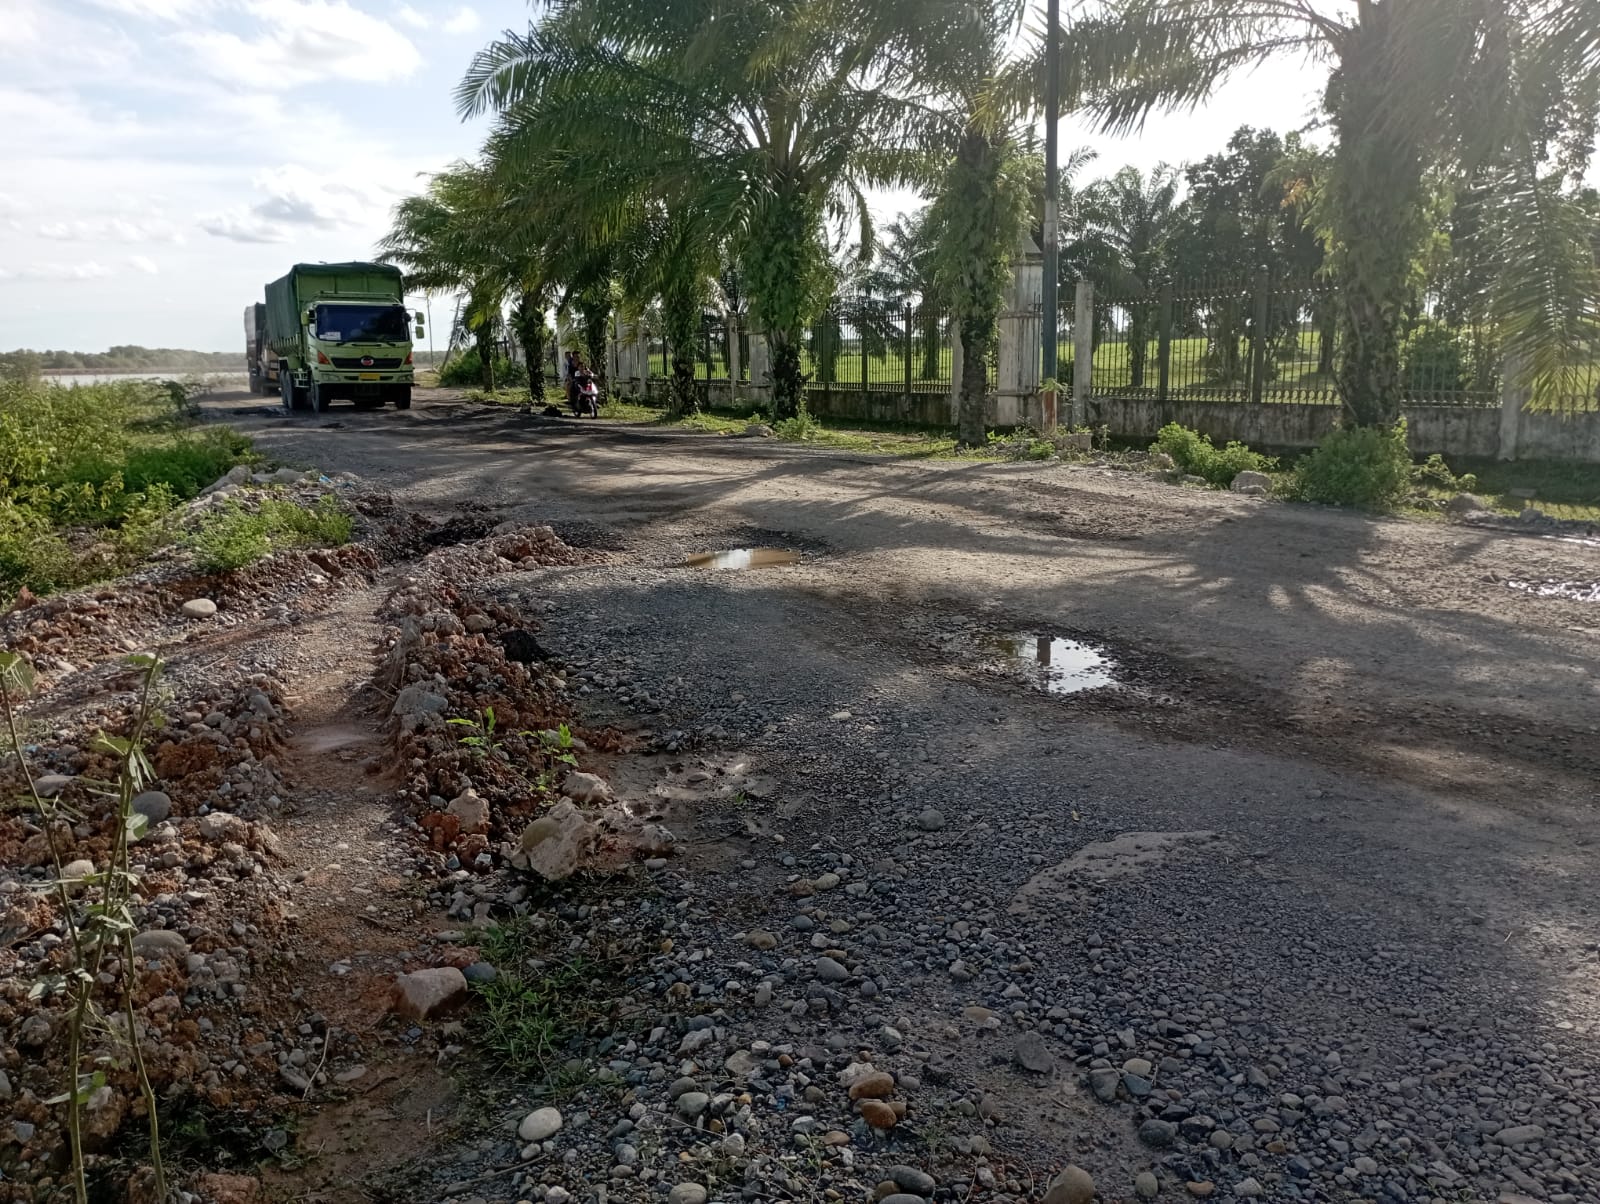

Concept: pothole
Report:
left=683, top=548, right=799, bottom=570
left=1507, top=579, right=1600, bottom=602
left=991, top=633, right=1117, bottom=694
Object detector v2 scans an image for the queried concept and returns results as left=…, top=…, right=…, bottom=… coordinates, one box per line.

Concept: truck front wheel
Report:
left=392, top=385, right=412, bottom=410
left=310, top=382, right=331, bottom=413
left=280, top=371, right=296, bottom=413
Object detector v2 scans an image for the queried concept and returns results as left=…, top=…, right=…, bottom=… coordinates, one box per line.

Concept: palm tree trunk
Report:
left=957, top=319, right=989, bottom=447
left=1327, top=19, right=1428, bottom=427
left=513, top=290, right=546, bottom=404
left=920, top=314, right=942, bottom=380
left=474, top=318, right=497, bottom=392
left=1129, top=304, right=1149, bottom=390
left=671, top=350, right=699, bottom=415
left=769, top=330, right=804, bottom=421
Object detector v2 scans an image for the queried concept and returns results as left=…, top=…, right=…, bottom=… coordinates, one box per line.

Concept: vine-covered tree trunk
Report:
left=919, top=315, right=942, bottom=380
left=957, top=319, right=990, bottom=448
left=579, top=299, right=610, bottom=400
left=768, top=332, right=804, bottom=420
left=1128, top=304, right=1149, bottom=389
left=473, top=319, right=497, bottom=391
left=1326, top=10, right=1428, bottom=427
left=512, top=290, right=547, bottom=404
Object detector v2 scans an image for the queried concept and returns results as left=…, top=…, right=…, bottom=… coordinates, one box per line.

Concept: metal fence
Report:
left=1089, top=275, right=1506, bottom=409
left=643, top=299, right=975, bottom=396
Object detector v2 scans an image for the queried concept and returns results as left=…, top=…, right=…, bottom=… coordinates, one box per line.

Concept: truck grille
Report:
left=330, top=356, right=403, bottom=369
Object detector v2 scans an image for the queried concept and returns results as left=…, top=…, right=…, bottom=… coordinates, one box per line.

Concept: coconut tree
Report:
left=378, top=163, right=549, bottom=398
left=457, top=0, right=957, bottom=421
left=1079, top=0, right=1599, bottom=424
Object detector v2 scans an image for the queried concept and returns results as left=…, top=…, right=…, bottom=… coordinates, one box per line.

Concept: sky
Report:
left=0, top=0, right=1325, bottom=355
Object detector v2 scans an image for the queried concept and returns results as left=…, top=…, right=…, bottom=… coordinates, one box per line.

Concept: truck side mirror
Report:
left=414, top=311, right=425, bottom=322
left=415, top=326, right=425, bottom=340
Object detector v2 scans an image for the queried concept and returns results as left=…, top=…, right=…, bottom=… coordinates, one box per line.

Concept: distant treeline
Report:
left=2, top=346, right=240, bottom=377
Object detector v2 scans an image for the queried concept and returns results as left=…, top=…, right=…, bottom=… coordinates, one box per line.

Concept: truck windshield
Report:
left=314, top=304, right=410, bottom=344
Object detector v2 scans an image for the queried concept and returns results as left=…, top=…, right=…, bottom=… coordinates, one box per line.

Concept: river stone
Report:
left=1041, top=1165, right=1095, bottom=1204
left=1494, top=1124, right=1545, bottom=1146
left=132, top=791, right=172, bottom=822
left=916, top=807, right=946, bottom=831
left=182, top=598, right=218, bottom=619
left=132, top=929, right=190, bottom=957
left=1014, top=1031, right=1054, bottom=1074
left=1135, top=1171, right=1159, bottom=1199
left=668, top=1186, right=708, bottom=1204
left=391, top=967, right=468, bottom=1020
left=517, top=1106, right=563, bottom=1143
left=890, top=1167, right=936, bottom=1195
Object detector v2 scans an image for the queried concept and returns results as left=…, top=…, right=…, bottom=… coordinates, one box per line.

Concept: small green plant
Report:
left=439, top=352, right=528, bottom=389
left=1290, top=420, right=1414, bottom=511
left=1, top=651, right=170, bottom=1204
left=1412, top=452, right=1478, bottom=493
left=772, top=408, right=822, bottom=441
left=472, top=921, right=603, bottom=1073
left=189, top=496, right=352, bottom=573
left=1153, top=423, right=1277, bottom=487
left=538, top=723, right=579, bottom=767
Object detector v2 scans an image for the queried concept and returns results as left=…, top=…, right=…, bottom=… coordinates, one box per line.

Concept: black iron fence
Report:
left=1089, top=274, right=1505, bottom=408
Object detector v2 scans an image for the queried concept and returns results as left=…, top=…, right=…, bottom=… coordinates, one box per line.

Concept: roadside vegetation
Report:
left=0, top=378, right=349, bottom=599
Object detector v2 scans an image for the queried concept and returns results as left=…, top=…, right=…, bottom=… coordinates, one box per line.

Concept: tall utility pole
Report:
left=1040, top=0, right=1061, bottom=427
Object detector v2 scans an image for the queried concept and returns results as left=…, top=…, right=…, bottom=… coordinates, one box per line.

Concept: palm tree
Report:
left=865, top=211, right=947, bottom=381
left=457, top=0, right=947, bottom=421
left=1074, top=164, right=1181, bottom=388
left=1082, top=0, right=1599, bottom=424
left=378, top=163, right=547, bottom=398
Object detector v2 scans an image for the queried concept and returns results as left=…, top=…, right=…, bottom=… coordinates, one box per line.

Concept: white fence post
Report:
left=1498, top=351, right=1527, bottom=462
left=749, top=331, right=771, bottom=405
left=1072, top=279, right=1094, bottom=428
left=997, top=235, right=1043, bottom=427
left=728, top=315, right=743, bottom=402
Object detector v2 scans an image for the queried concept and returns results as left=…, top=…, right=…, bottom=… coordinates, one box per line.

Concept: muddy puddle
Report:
left=683, top=548, right=799, bottom=570
left=992, top=634, right=1117, bottom=694
left=1507, top=579, right=1600, bottom=602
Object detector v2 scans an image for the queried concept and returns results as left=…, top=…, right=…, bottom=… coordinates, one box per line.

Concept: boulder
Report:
left=446, top=791, right=491, bottom=834
left=132, top=929, right=190, bottom=958
left=1229, top=470, right=1273, bottom=494
left=198, top=811, right=249, bottom=843
left=562, top=771, right=613, bottom=805
left=391, top=967, right=469, bottom=1020
left=1042, top=1166, right=1096, bottom=1204
left=516, top=800, right=599, bottom=881
left=391, top=684, right=448, bottom=730
left=517, top=1106, right=563, bottom=1143
left=739, top=423, right=776, bottom=439
left=132, top=791, right=172, bottom=823
left=182, top=599, right=218, bottom=619
left=1445, top=492, right=1489, bottom=518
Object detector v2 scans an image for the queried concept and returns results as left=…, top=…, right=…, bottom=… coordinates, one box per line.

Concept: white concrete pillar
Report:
left=727, top=314, right=743, bottom=400
left=1072, top=279, right=1094, bottom=429
left=1498, top=351, right=1527, bottom=462
left=998, top=235, right=1043, bottom=427
left=749, top=331, right=771, bottom=404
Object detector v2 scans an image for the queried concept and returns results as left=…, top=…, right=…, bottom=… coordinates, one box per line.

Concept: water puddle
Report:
left=1507, top=579, right=1600, bottom=602
left=992, top=634, right=1117, bottom=694
left=683, top=548, right=799, bottom=571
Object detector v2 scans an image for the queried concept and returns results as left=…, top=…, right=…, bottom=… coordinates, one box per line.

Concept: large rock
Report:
left=391, top=684, right=448, bottom=730
left=1229, top=470, right=1273, bottom=494
left=446, top=791, right=490, bottom=834
left=198, top=811, right=249, bottom=843
left=1494, top=1124, right=1546, bottom=1146
left=132, top=791, right=172, bottom=823
left=516, top=800, right=599, bottom=881
left=204, top=464, right=252, bottom=494
left=182, top=598, right=218, bottom=619
left=1042, top=1165, right=1096, bottom=1204
left=132, top=929, right=190, bottom=958
left=1014, top=1031, right=1054, bottom=1074
left=32, top=774, right=74, bottom=798
left=517, top=1106, right=563, bottom=1142
left=562, top=771, right=613, bottom=805
left=391, top=967, right=469, bottom=1020
left=1445, top=492, right=1489, bottom=518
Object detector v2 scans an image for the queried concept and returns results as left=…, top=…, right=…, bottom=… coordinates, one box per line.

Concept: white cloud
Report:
left=199, top=163, right=397, bottom=243
left=0, top=261, right=116, bottom=283
left=87, top=0, right=213, bottom=19
left=442, top=6, right=479, bottom=34
left=181, top=0, right=422, bottom=89
left=38, top=217, right=185, bottom=244
left=128, top=255, right=160, bottom=275
left=396, top=4, right=429, bottom=29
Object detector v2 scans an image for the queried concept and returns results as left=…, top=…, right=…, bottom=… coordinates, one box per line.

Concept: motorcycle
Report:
left=571, top=369, right=600, bottom=418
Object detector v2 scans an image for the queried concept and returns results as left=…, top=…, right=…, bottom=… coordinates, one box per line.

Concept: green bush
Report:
left=1291, top=420, right=1414, bottom=511
left=439, top=353, right=529, bottom=389
left=190, top=496, right=353, bottom=574
left=1153, top=423, right=1276, bottom=487
left=1412, top=452, right=1478, bottom=493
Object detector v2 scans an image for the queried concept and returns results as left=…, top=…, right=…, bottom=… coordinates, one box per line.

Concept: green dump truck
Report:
left=255, top=262, right=423, bottom=413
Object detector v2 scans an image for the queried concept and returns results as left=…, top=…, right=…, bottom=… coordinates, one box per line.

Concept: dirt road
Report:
left=9, top=387, right=1574, bottom=1204
left=194, top=388, right=1600, bottom=1200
